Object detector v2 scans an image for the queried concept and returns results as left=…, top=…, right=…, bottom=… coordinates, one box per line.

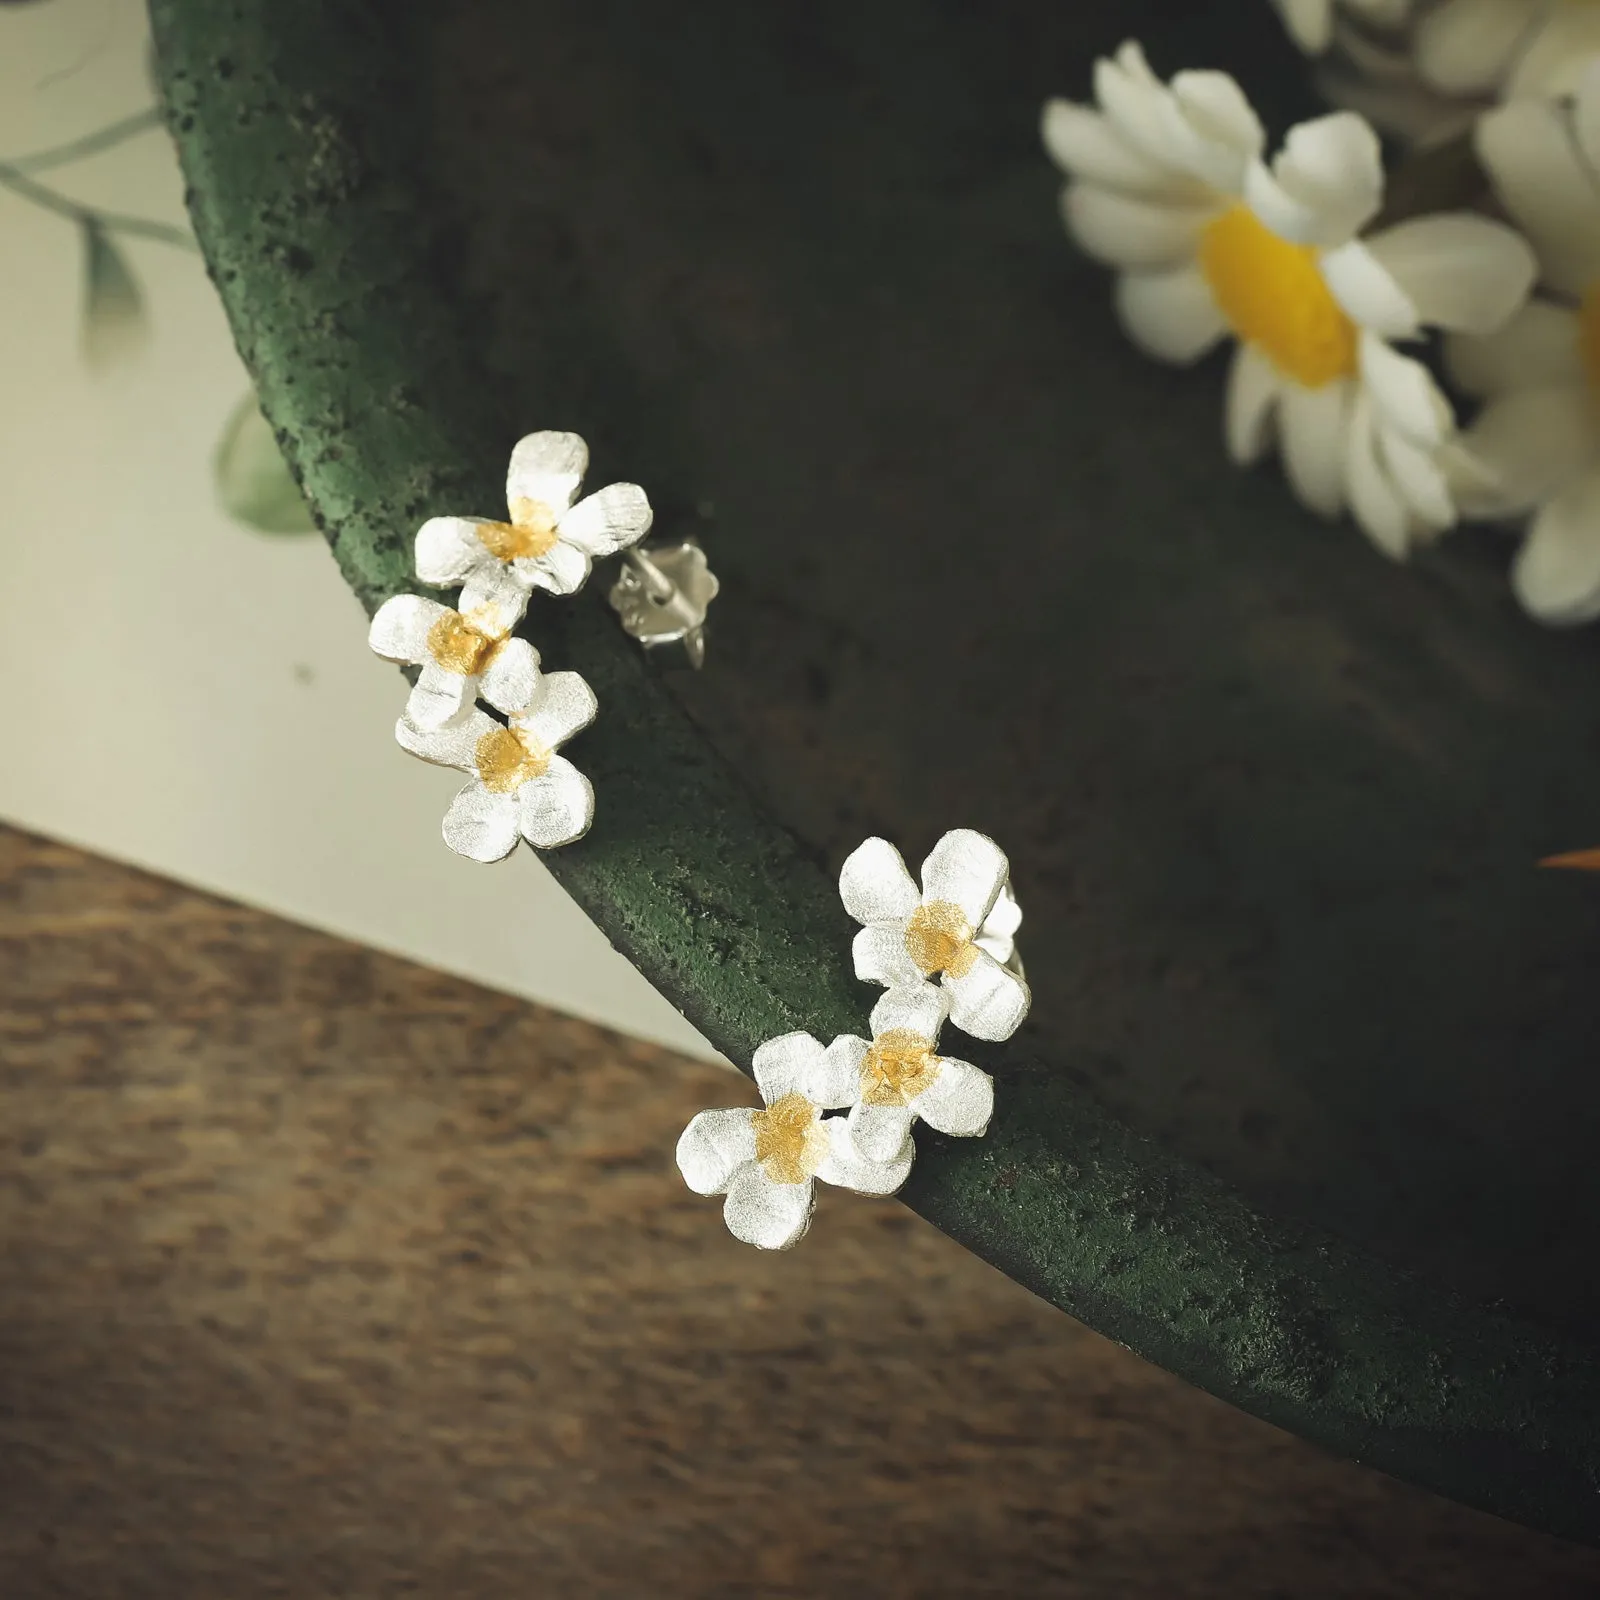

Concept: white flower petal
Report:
left=516, top=754, right=594, bottom=849
left=920, top=830, right=1009, bottom=930
left=368, top=593, right=445, bottom=663
left=1345, top=390, right=1415, bottom=559
left=1167, top=69, right=1264, bottom=191
left=1041, top=98, right=1187, bottom=194
left=1273, top=0, right=1333, bottom=53
left=517, top=669, right=598, bottom=752
left=1319, top=238, right=1420, bottom=340
left=479, top=637, right=542, bottom=716
left=1280, top=377, right=1355, bottom=519
left=458, top=563, right=530, bottom=637
left=1093, top=40, right=1184, bottom=169
left=853, top=926, right=924, bottom=989
left=1378, top=427, right=1457, bottom=531
left=1512, top=464, right=1600, bottom=625
left=1225, top=343, right=1283, bottom=464
left=1451, top=386, right=1599, bottom=517
left=1360, top=333, right=1453, bottom=445
left=1360, top=214, right=1536, bottom=337
left=405, top=662, right=473, bottom=732
left=1062, top=183, right=1214, bottom=271
left=558, top=482, right=653, bottom=557
left=506, top=430, right=587, bottom=517
left=395, top=707, right=496, bottom=771
left=1576, top=58, right=1600, bottom=174
left=868, top=982, right=949, bottom=1044
left=817, top=1116, right=914, bottom=1196
left=815, top=1036, right=870, bottom=1110
left=1244, top=112, right=1384, bottom=246
left=847, top=1102, right=917, bottom=1164
left=981, top=881, right=1023, bottom=942
left=1505, top=4, right=1600, bottom=101
left=723, top=1164, right=814, bottom=1250
left=413, top=516, right=489, bottom=586
left=1115, top=264, right=1228, bottom=363
left=442, top=780, right=521, bottom=862
left=1414, top=0, right=1530, bottom=94
left=675, top=1109, right=758, bottom=1196
left=751, top=1031, right=829, bottom=1104
left=518, top=540, right=592, bottom=597
left=1446, top=300, right=1584, bottom=398
left=839, top=837, right=921, bottom=925
left=942, top=948, right=1030, bottom=1042
left=1477, top=98, right=1600, bottom=300
left=913, top=1058, right=996, bottom=1140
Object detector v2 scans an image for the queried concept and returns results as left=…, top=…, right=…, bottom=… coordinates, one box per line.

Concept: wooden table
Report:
left=1, top=824, right=1595, bottom=1598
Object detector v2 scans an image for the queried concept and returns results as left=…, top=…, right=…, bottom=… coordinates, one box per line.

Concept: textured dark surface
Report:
left=5, top=822, right=1600, bottom=1598
left=148, top=0, right=1600, bottom=1543
left=433, top=0, right=1600, bottom=1339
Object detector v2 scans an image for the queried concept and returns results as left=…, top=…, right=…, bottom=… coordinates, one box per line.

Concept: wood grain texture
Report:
left=0, top=822, right=1596, bottom=1599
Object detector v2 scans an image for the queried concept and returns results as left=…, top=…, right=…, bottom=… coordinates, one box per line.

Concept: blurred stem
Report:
left=7, top=108, right=163, bottom=174
left=0, top=162, right=197, bottom=251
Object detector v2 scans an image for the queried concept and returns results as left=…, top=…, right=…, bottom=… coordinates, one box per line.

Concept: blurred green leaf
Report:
left=81, top=219, right=148, bottom=368
left=213, top=391, right=317, bottom=535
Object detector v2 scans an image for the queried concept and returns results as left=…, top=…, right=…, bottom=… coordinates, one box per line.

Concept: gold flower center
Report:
left=860, top=1029, right=941, bottom=1108
left=477, top=497, right=561, bottom=561
left=474, top=725, right=551, bottom=794
left=426, top=610, right=502, bottom=676
left=752, top=1092, right=828, bottom=1186
left=903, top=900, right=978, bottom=979
left=1199, top=203, right=1358, bottom=389
left=1580, top=281, right=1600, bottom=401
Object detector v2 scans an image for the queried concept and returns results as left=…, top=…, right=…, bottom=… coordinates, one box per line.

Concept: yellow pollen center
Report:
left=426, top=610, right=501, bottom=675
left=752, top=1092, right=828, bottom=1186
left=478, top=498, right=561, bottom=561
left=903, top=900, right=978, bottom=979
left=473, top=725, right=551, bottom=794
left=1199, top=204, right=1358, bottom=389
left=860, top=1029, right=941, bottom=1108
left=1580, top=282, right=1600, bottom=401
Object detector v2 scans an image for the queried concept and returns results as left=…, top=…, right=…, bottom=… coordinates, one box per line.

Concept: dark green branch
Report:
left=0, top=163, right=198, bottom=251
left=6, top=107, right=163, bottom=175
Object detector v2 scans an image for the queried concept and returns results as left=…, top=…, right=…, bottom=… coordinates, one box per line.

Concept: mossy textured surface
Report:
left=152, top=0, right=1600, bottom=1544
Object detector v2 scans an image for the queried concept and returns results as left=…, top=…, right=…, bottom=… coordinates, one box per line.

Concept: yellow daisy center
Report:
left=752, top=1092, right=828, bottom=1185
left=1199, top=203, right=1359, bottom=389
left=1580, top=281, right=1600, bottom=401
left=473, top=725, right=551, bottom=794
left=425, top=610, right=502, bottom=675
left=477, top=497, right=561, bottom=561
left=903, top=901, right=978, bottom=980
left=860, top=1029, right=941, bottom=1108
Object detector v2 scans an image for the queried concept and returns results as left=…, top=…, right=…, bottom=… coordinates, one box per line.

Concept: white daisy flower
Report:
left=1272, top=0, right=1415, bottom=57
left=394, top=665, right=598, bottom=860
left=1042, top=41, right=1536, bottom=557
left=675, top=1032, right=915, bottom=1251
left=1413, top=0, right=1600, bottom=102
left=1446, top=64, right=1600, bottom=622
left=414, top=430, right=653, bottom=606
left=840, top=829, right=1030, bottom=1043
left=826, top=984, right=996, bottom=1164
left=368, top=588, right=534, bottom=731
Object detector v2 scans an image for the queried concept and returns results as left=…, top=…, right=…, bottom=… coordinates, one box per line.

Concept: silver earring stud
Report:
left=608, top=539, right=720, bottom=669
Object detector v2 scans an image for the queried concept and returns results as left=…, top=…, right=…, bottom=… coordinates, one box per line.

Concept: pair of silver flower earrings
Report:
left=369, top=429, right=1030, bottom=1250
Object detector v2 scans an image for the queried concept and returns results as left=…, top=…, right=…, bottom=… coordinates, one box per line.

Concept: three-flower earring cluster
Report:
left=677, top=828, right=1030, bottom=1250
left=367, top=431, right=651, bottom=861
